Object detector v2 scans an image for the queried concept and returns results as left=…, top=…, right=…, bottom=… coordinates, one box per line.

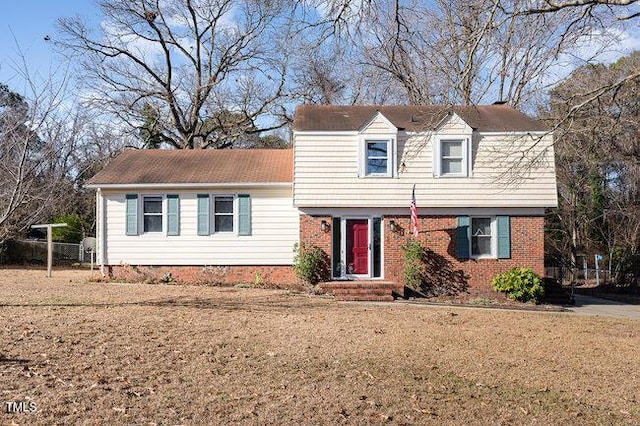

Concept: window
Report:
left=214, top=196, right=234, bottom=233
left=471, top=217, right=492, bottom=257
left=366, top=141, right=389, bottom=175
left=457, top=215, right=510, bottom=260
left=360, top=138, right=393, bottom=177
left=197, top=194, right=251, bottom=236
left=143, top=196, right=163, bottom=233
left=433, top=136, right=470, bottom=177
left=441, top=140, right=463, bottom=174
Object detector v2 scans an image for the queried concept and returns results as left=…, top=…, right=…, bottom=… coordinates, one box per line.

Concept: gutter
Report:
left=85, top=182, right=293, bottom=190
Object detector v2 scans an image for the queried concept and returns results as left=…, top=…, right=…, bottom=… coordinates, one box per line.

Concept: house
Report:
left=87, top=149, right=300, bottom=284
left=88, top=103, right=557, bottom=299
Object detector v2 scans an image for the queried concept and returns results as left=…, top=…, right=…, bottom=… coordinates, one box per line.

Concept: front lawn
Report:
left=0, top=267, right=638, bottom=424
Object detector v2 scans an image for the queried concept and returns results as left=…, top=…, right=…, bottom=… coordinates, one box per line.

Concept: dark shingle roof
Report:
left=293, top=104, right=547, bottom=132
left=88, top=149, right=292, bottom=185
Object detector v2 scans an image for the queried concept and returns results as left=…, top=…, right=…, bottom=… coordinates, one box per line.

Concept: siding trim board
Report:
left=89, top=182, right=292, bottom=190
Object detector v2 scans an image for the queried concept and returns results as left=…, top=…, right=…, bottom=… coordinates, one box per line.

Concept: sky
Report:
left=0, top=1, right=98, bottom=91
left=2, top=1, right=640, bottom=100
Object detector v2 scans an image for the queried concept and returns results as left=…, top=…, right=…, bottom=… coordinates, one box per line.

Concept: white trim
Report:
left=478, top=131, right=550, bottom=136
left=432, top=134, right=471, bottom=178
left=212, top=194, right=236, bottom=234
left=405, top=130, right=548, bottom=136
left=469, top=216, right=497, bottom=259
left=86, top=182, right=291, bottom=190
left=97, top=188, right=106, bottom=275
left=358, top=136, right=395, bottom=178
left=293, top=130, right=359, bottom=136
left=140, top=194, right=165, bottom=235
left=332, top=216, right=384, bottom=280
left=300, top=207, right=545, bottom=216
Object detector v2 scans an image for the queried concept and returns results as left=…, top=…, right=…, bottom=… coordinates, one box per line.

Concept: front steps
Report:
left=320, top=281, right=404, bottom=302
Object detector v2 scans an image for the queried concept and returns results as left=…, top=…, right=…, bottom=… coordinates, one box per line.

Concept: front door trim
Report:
left=333, top=216, right=383, bottom=280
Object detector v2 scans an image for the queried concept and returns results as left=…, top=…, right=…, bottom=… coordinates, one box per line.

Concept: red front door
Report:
left=346, top=219, right=368, bottom=275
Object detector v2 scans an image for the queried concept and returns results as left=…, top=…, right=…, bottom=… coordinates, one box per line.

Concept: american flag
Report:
left=410, top=184, right=419, bottom=237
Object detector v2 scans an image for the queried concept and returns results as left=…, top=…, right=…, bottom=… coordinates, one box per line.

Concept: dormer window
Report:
left=433, top=135, right=471, bottom=178
left=366, top=141, right=389, bottom=175
left=359, top=137, right=394, bottom=178
left=441, top=140, right=464, bottom=174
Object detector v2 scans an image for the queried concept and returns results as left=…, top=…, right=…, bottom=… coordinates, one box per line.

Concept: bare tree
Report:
left=57, top=0, right=292, bottom=149
left=542, top=51, right=639, bottom=286
left=0, top=76, right=75, bottom=248
left=309, top=0, right=599, bottom=108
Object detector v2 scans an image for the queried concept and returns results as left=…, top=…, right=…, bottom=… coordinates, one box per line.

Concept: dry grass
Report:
left=0, top=266, right=638, bottom=425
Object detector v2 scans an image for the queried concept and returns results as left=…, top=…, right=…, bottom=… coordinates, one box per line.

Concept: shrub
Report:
left=50, top=213, right=86, bottom=243
left=492, top=268, right=544, bottom=303
left=403, top=240, right=427, bottom=290
left=292, top=243, right=329, bottom=285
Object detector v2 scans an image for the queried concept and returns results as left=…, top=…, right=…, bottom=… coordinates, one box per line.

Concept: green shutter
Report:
left=125, top=194, right=138, bottom=236
left=167, top=194, right=180, bottom=236
left=238, top=194, right=251, bottom=236
left=456, top=216, right=470, bottom=259
left=497, top=215, right=511, bottom=259
left=197, top=194, right=210, bottom=236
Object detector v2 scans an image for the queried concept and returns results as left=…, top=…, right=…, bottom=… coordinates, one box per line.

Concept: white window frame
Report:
left=359, top=136, right=395, bottom=178
left=433, top=135, right=471, bottom=178
left=141, top=194, right=164, bottom=234
left=212, top=194, right=236, bottom=234
left=469, top=216, right=496, bottom=259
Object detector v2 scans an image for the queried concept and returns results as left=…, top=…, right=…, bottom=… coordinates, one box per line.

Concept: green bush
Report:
left=292, top=243, right=329, bottom=285
left=50, top=213, right=86, bottom=243
left=492, top=268, right=544, bottom=303
left=403, top=240, right=427, bottom=290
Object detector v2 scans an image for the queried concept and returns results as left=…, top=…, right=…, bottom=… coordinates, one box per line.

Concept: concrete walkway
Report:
left=566, top=294, right=640, bottom=320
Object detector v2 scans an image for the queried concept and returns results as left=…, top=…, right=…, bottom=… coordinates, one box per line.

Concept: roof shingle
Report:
left=88, top=149, right=292, bottom=185
left=293, top=104, right=547, bottom=132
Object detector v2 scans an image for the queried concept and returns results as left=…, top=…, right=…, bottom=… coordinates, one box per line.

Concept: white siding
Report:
left=294, top=116, right=557, bottom=208
left=101, top=187, right=299, bottom=266
left=360, top=112, right=397, bottom=135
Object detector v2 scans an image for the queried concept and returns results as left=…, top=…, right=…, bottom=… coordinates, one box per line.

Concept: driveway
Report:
left=567, top=294, right=640, bottom=319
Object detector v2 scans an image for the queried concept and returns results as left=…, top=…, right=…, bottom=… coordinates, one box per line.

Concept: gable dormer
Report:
left=431, top=112, right=473, bottom=178
left=357, top=111, right=398, bottom=178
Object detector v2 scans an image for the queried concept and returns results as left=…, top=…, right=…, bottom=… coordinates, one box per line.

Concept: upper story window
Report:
left=366, top=141, right=389, bottom=175
left=143, top=196, right=163, bottom=233
left=433, top=136, right=470, bottom=177
left=360, top=138, right=394, bottom=178
left=441, top=140, right=463, bottom=174
left=214, top=196, right=234, bottom=233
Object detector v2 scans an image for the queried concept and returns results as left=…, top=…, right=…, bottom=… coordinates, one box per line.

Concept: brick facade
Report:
left=299, top=214, right=545, bottom=296
left=106, top=264, right=300, bottom=288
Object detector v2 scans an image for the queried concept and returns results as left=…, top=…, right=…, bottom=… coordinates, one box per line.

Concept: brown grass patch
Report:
left=0, top=267, right=638, bottom=424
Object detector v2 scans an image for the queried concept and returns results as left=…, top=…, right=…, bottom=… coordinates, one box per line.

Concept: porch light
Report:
left=389, top=220, right=396, bottom=232
left=321, top=220, right=329, bottom=232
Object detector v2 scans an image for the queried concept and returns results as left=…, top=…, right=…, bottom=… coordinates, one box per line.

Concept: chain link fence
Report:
left=3, top=239, right=84, bottom=264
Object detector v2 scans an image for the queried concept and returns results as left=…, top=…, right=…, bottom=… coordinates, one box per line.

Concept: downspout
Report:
left=96, top=188, right=105, bottom=277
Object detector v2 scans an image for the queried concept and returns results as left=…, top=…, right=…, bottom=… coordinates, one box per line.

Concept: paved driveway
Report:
left=567, top=294, right=640, bottom=320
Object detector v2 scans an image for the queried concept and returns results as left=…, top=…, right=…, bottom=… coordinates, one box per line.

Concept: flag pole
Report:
left=410, top=184, right=419, bottom=238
